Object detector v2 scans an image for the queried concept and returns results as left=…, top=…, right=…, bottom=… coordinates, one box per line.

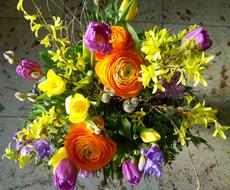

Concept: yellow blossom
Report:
left=140, top=128, right=161, bottom=143
left=48, top=147, right=67, bottom=173
left=65, top=93, right=90, bottom=123
left=38, top=69, right=66, bottom=97
left=119, top=0, right=138, bottom=21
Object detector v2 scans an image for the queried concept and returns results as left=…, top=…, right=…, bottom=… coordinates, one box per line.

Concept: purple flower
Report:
left=79, top=169, right=94, bottom=178
left=84, top=21, right=112, bottom=54
left=32, top=139, right=51, bottom=159
left=16, top=59, right=42, bottom=80
left=12, top=132, right=32, bottom=155
left=54, top=159, right=77, bottom=190
left=122, top=160, right=142, bottom=186
left=20, top=144, right=33, bottom=156
left=182, top=27, right=213, bottom=51
left=143, top=160, right=163, bottom=177
left=141, top=145, right=165, bottom=177
left=158, top=72, right=185, bottom=98
left=144, top=146, right=165, bottom=164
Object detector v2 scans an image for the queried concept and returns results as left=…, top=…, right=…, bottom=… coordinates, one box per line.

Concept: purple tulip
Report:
left=32, top=139, right=51, bottom=159
left=84, top=21, right=112, bottom=54
left=141, top=145, right=165, bottom=177
left=16, top=59, right=42, bottom=80
left=182, top=27, right=213, bottom=51
left=122, top=160, right=142, bottom=186
left=158, top=72, right=185, bottom=98
left=79, top=169, right=94, bottom=178
left=54, top=159, right=77, bottom=190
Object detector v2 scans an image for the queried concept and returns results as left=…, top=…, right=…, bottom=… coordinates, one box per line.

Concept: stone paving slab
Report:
left=0, top=0, right=64, bottom=18
left=163, top=0, right=230, bottom=27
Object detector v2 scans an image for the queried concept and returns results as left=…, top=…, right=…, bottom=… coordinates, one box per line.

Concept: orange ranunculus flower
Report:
left=64, top=122, right=117, bottom=171
left=95, top=50, right=144, bottom=99
left=95, top=26, right=135, bottom=60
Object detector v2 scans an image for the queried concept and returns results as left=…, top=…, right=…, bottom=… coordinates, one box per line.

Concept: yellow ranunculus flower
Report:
left=119, top=0, right=138, bottom=21
left=140, top=128, right=161, bottom=143
left=65, top=93, right=90, bottom=123
left=38, top=69, right=66, bottom=97
left=48, top=147, right=67, bottom=173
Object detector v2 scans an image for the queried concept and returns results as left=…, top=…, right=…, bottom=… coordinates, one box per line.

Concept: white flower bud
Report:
left=3, top=51, right=17, bottom=64
left=26, top=93, right=38, bottom=102
left=101, top=93, right=111, bottom=103
left=130, top=97, right=139, bottom=107
left=123, top=99, right=130, bottom=106
left=87, top=70, right=94, bottom=77
left=104, top=86, right=111, bottom=93
left=108, top=89, right=115, bottom=96
left=14, top=92, right=27, bottom=101
left=123, top=104, right=135, bottom=113
left=138, top=155, right=146, bottom=171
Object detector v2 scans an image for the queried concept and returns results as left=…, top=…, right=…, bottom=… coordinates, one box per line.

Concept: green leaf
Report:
left=126, top=23, right=141, bottom=48
left=118, top=118, right=132, bottom=139
left=39, top=51, right=56, bottom=72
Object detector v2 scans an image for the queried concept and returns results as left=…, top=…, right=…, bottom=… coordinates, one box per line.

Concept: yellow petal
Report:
left=48, top=147, right=67, bottom=173
left=38, top=79, right=50, bottom=92
left=140, top=128, right=161, bottom=143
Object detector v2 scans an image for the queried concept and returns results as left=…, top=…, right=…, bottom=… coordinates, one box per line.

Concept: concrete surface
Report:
left=0, top=0, right=230, bottom=189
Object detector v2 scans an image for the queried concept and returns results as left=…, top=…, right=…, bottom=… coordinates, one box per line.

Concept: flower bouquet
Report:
left=3, top=0, right=230, bottom=189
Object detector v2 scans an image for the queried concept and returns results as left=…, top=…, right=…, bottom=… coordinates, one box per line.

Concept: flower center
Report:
left=72, top=100, right=88, bottom=113
left=96, top=34, right=105, bottom=44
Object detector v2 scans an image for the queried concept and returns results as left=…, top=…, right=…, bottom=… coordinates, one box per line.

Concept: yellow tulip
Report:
left=48, top=147, right=67, bottom=173
left=65, top=93, right=90, bottom=123
left=119, top=0, right=138, bottom=21
left=140, top=128, right=161, bottom=143
left=38, top=69, right=66, bottom=97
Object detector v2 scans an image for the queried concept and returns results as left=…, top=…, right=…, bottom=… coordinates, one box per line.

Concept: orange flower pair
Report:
left=64, top=120, right=116, bottom=171
left=95, top=26, right=144, bottom=99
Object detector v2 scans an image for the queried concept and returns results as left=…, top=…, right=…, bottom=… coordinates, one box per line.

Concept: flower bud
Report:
left=108, top=89, right=115, bottom=96
left=122, top=160, right=142, bottom=185
left=3, top=51, right=17, bottom=64
left=26, top=93, right=38, bottom=102
left=14, top=92, right=27, bottom=101
left=16, top=59, right=42, bottom=80
left=104, top=86, right=111, bottom=93
left=119, top=0, right=138, bottom=21
left=87, top=70, right=94, bottom=77
left=182, top=27, right=213, bottom=51
left=101, top=93, right=111, bottom=103
left=130, top=97, right=139, bottom=107
left=54, top=159, right=77, bottom=190
left=123, top=104, right=135, bottom=113
left=84, top=21, right=112, bottom=54
left=138, top=155, right=146, bottom=171
left=140, top=128, right=161, bottom=143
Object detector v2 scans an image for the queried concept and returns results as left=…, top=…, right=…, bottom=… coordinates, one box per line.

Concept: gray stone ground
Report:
left=0, top=0, right=230, bottom=189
